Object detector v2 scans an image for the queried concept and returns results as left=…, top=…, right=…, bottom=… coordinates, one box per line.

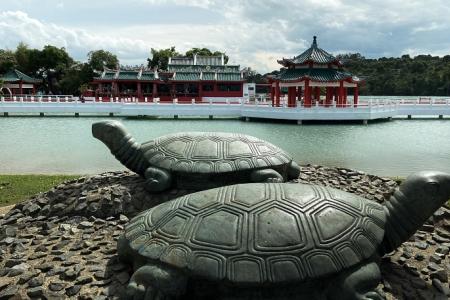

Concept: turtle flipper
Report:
left=250, top=169, right=284, bottom=183
left=127, top=264, right=187, bottom=300
left=144, top=167, right=172, bottom=192
left=326, top=262, right=383, bottom=300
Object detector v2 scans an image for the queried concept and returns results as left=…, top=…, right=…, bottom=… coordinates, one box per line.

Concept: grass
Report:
left=0, top=174, right=80, bottom=207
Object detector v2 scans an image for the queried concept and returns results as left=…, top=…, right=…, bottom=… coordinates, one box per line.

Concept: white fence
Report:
left=1, top=96, right=450, bottom=121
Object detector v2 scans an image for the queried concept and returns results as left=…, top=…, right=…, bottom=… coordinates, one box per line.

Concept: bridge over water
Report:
left=2, top=96, right=450, bottom=124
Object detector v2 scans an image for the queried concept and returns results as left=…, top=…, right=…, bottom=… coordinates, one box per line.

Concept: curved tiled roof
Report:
left=0, top=69, right=41, bottom=83
left=277, top=68, right=359, bottom=82
left=280, top=36, right=339, bottom=66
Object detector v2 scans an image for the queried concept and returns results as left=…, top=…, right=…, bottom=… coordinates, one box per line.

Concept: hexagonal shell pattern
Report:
left=122, top=183, right=386, bottom=284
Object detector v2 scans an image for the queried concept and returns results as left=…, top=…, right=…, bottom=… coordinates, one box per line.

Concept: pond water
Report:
left=1, top=116, right=449, bottom=177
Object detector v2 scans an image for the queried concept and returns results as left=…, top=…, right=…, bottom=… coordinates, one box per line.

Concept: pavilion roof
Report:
left=0, top=69, right=41, bottom=83
left=277, top=68, right=361, bottom=83
left=170, top=71, right=242, bottom=82
left=278, top=36, right=340, bottom=66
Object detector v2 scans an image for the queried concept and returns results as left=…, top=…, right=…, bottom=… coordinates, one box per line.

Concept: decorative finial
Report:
left=312, top=36, right=317, bottom=47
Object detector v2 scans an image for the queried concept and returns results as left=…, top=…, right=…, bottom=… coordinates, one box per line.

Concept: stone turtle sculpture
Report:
left=92, top=120, right=300, bottom=192
left=118, top=171, right=450, bottom=300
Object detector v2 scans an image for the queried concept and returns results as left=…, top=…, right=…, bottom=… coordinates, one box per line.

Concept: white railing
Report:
left=1, top=95, right=450, bottom=120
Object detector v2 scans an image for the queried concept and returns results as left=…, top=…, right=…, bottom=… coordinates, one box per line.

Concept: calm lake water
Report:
left=1, top=116, right=450, bottom=177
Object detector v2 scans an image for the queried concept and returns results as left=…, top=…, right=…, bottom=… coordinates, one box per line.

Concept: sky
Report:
left=1, top=0, right=450, bottom=73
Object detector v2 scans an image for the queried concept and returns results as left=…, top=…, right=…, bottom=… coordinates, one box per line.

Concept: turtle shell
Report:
left=140, top=132, right=293, bottom=173
left=123, top=183, right=387, bottom=285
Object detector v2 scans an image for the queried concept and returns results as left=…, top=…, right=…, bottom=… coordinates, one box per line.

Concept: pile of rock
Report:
left=0, top=165, right=448, bottom=299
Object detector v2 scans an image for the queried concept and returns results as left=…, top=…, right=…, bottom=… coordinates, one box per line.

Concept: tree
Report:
left=147, top=47, right=179, bottom=70
left=38, top=45, right=73, bottom=93
left=87, top=50, right=119, bottom=71
left=185, top=47, right=229, bottom=64
left=0, top=50, right=17, bottom=73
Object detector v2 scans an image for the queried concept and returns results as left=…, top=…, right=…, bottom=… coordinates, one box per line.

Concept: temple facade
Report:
left=270, top=36, right=362, bottom=107
left=0, top=69, right=41, bottom=96
left=90, top=54, right=246, bottom=102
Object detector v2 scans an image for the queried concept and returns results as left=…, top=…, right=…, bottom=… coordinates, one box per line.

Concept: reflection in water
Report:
left=0, top=116, right=449, bottom=176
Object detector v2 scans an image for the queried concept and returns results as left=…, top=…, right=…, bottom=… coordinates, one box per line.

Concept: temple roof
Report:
left=277, top=68, right=361, bottom=83
left=278, top=36, right=340, bottom=67
left=0, top=69, right=41, bottom=83
left=170, top=55, right=224, bottom=66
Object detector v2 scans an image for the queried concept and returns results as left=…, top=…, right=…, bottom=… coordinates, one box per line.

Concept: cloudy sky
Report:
left=1, top=0, right=450, bottom=73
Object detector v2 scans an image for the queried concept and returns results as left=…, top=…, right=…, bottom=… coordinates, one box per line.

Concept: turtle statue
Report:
left=92, top=120, right=300, bottom=192
left=118, top=171, right=450, bottom=300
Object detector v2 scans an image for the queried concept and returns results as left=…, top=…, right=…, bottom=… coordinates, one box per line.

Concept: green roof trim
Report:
left=116, top=71, right=139, bottom=80
left=202, top=72, right=216, bottom=81
left=277, top=68, right=357, bottom=82
left=140, top=72, right=155, bottom=81
left=217, top=72, right=241, bottom=81
left=0, top=69, right=41, bottom=83
left=280, top=36, right=339, bottom=66
left=168, top=64, right=240, bottom=72
left=171, top=72, right=201, bottom=81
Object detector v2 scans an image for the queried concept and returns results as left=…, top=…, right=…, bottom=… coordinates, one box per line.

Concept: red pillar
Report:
left=19, top=81, right=23, bottom=95
left=304, top=79, right=311, bottom=107
left=354, top=86, right=359, bottom=107
left=32, top=85, right=36, bottom=95
left=270, top=85, right=275, bottom=106
left=338, top=81, right=344, bottom=107
left=137, top=82, right=142, bottom=101
left=152, top=83, right=158, bottom=99
left=198, top=83, right=203, bottom=102
left=288, top=86, right=295, bottom=107
left=344, top=88, right=348, bottom=107
left=275, top=81, right=280, bottom=107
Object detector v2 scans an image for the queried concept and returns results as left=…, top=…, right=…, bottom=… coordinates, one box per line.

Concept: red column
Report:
left=19, top=81, right=23, bottom=95
left=304, top=79, right=311, bottom=107
left=198, top=83, right=203, bottom=102
left=32, top=85, right=36, bottom=95
left=270, top=85, right=275, bottom=106
left=152, top=83, right=158, bottom=99
left=288, top=87, right=295, bottom=107
left=338, top=81, right=344, bottom=107
left=344, top=88, right=348, bottom=107
left=137, top=82, right=142, bottom=101
left=275, top=81, right=280, bottom=107
left=354, top=86, right=359, bottom=107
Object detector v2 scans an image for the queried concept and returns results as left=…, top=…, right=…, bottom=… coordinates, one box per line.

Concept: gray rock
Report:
left=65, top=285, right=82, bottom=297
left=432, top=279, right=450, bottom=296
left=49, top=282, right=66, bottom=292
left=28, top=276, right=44, bottom=288
left=78, top=221, right=93, bottom=229
left=0, top=285, right=19, bottom=299
left=27, top=286, right=44, bottom=298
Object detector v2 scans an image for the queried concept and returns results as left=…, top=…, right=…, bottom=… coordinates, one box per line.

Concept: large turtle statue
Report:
left=118, top=171, right=450, bottom=300
left=92, top=120, right=300, bottom=192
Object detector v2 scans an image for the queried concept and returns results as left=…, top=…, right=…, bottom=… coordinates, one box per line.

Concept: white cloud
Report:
left=1, top=0, right=450, bottom=73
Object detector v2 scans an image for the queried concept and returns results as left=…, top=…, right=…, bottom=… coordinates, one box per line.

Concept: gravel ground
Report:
left=0, top=165, right=448, bottom=299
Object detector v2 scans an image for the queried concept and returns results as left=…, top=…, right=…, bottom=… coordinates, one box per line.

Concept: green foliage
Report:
left=185, top=47, right=229, bottom=64
left=0, top=49, right=17, bottom=73
left=147, top=47, right=230, bottom=70
left=58, top=63, right=94, bottom=95
left=0, top=174, right=79, bottom=207
left=147, top=47, right=179, bottom=70
left=88, top=50, right=119, bottom=71
left=337, top=53, right=450, bottom=96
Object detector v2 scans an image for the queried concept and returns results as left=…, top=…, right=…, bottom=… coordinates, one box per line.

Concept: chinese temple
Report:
left=0, top=69, right=41, bottom=96
left=90, top=54, right=245, bottom=102
left=270, top=36, right=362, bottom=107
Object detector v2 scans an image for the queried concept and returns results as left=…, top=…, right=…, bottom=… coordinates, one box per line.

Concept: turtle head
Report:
left=399, top=171, right=450, bottom=216
left=92, top=120, right=129, bottom=152
left=381, top=171, right=450, bottom=254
